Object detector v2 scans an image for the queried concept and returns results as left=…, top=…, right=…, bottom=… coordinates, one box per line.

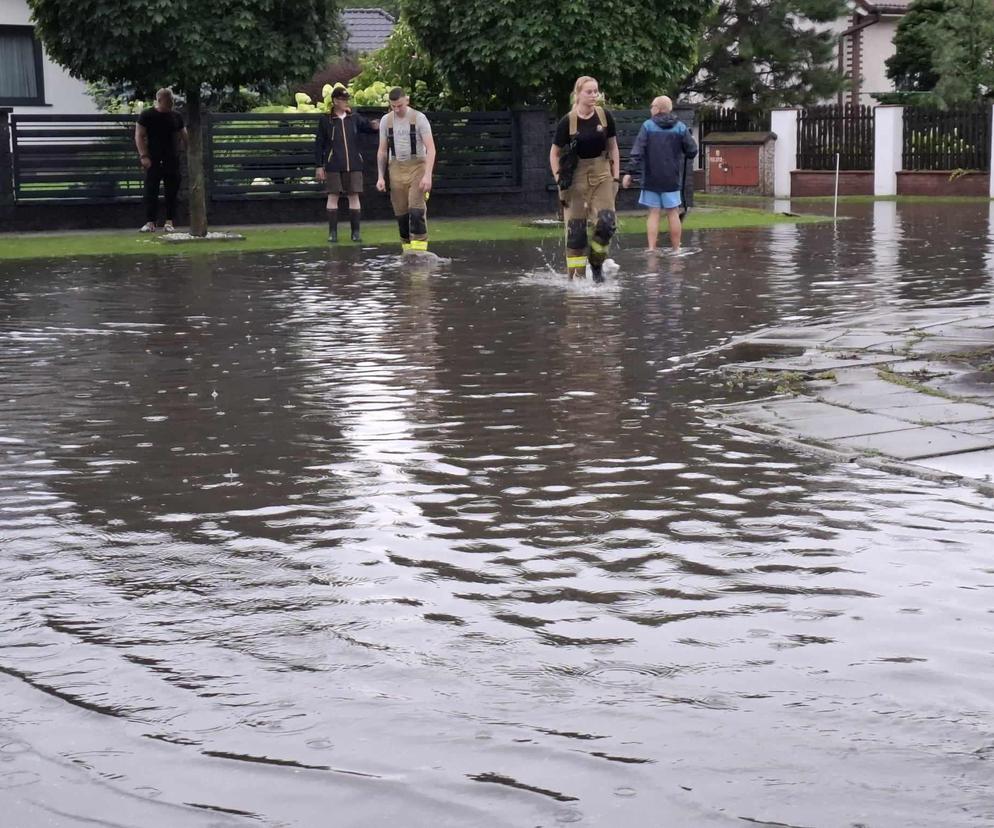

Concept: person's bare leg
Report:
left=667, top=207, right=682, bottom=251
left=347, top=194, right=361, bottom=210
left=646, top=207, right=661, bottom=251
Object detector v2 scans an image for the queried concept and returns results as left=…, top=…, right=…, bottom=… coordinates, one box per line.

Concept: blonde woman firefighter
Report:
left=549, top=76, right=621, bottom=282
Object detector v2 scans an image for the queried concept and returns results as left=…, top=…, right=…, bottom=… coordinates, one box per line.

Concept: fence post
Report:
left=771, top=108, right=798, bottom=198
left=989, top=103, right=994, bottom=199
left=0, top=108, right=13, bottom=223
left=874, top=105, right=903, bottom=197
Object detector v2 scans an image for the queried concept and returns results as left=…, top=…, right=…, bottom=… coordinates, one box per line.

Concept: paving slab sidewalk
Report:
left=710, top=301, right=994, bottom=493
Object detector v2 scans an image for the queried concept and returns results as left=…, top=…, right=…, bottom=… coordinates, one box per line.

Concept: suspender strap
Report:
left=387, top=111, right=419, bottom=159
left=568, top=106, right=610, bottom=158
left=568, top=106, right=607, bottom=137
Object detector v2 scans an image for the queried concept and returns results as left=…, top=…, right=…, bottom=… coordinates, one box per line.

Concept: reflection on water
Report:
left=1, top=203, right=994, bottom=827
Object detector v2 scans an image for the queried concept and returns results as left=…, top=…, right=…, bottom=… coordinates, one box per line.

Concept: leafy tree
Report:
left=885, top=0, right=949, bottom=95
left=349, top=18, right=467, bottom=110
left=87, top=80, right=290, bottom=114
left=930, top=0, right=994, bottom=105
left=28, top=0, right=343, bottom=235
left=400, top=0, right=710, bottom=113
left=681, top=0, right=847, bottom=113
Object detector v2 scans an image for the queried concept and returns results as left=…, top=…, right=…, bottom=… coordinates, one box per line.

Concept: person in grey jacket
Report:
left=622, top=96, right=697, bottom=251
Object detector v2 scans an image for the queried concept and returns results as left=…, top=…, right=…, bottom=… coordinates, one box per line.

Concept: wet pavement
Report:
left=715, top=303, right=994, bottom=492
left=1, top=201, right=994, bottom=827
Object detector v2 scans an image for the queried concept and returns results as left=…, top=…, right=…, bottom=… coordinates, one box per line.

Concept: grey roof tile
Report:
left=342, top=8, right=396, bottom=54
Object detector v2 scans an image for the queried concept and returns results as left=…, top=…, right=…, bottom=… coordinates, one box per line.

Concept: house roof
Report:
left=342, top=8, right=396, bottom=54
left=855, top=0, right=911, bottom=12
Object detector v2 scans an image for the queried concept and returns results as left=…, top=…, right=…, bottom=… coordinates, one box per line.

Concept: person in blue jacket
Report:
left=622, top=96, right=698, bottom=252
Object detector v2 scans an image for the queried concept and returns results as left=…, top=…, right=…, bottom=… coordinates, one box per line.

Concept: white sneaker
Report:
left=163, top=221, right=175, bottom=233
left=139, top=222, right=156, bottom=233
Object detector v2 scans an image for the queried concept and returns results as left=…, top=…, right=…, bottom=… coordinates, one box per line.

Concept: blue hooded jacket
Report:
left=627, top=113, right=698, bottom=194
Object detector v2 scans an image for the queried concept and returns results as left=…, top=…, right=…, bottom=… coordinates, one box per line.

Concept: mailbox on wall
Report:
left=703, top=132, right=777, bottom=196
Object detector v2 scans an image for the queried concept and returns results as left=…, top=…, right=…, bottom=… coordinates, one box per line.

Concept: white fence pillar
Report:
left=874, top=105, right=904, bottom=197
left=771, top=108, right=798, bottom=199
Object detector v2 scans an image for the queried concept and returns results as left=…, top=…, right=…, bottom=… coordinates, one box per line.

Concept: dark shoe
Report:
left=328, top=227, right=338, bottom=243
left=349, top=209, right=361, bottom=242
left=351, top=229, right=361, bottom=242
left=591, top=263, right=604, bottom=283
left=327, top=210, right=338, bottom=243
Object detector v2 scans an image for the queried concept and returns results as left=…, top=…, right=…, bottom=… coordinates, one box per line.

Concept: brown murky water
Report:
left=2, top=203, right=993, bottom=827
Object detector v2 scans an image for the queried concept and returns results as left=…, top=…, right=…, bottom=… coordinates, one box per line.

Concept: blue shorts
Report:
left=639, top=190, right=682, bottom=210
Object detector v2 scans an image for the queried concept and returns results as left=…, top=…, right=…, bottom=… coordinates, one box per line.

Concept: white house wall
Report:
left=1, top=0, right=98, bottom=114
left=858, top=16, right=901, bottom=104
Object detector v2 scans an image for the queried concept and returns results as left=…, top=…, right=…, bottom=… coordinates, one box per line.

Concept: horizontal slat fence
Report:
left=796, top=105, right=874, bottom=170
left=11, top=110, right=521, bottom=203
left=208, top=114, right=326, bottom=200
left=210, top=111, right=519, bottom=199
left=430, top=111, right=518, bottom=192
left=11, top=114, right=152, bottom=203
left=902, top=106, right=990, bottom=170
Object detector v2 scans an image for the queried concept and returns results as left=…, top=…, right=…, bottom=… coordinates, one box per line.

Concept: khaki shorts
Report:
left=388, top=158, right=427, bottom=216
left=325, top=170, right=364, bottom=195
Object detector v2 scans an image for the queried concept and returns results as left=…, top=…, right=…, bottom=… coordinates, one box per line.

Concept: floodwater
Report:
left=1, top=203, right=993, bottom=828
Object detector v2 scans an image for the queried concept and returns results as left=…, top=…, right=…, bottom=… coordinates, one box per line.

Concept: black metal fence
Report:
left=10, top=110, right=521, bottom=204
left=208, top=110, right=519, bottom=200
left=10, top=108, right=697, bottom=206
left=10, top=114, right=147, bottom=202
left=696, top=107, right=770, bottom=168
left=902, top=106, right=990, bottom=170
left=208, top=113, right=321, bottom=201
left=796, top=105, right=874, bottom=171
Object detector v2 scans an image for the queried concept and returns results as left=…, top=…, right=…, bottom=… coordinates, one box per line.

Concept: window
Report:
left=0, top=25, right=46, bottom=106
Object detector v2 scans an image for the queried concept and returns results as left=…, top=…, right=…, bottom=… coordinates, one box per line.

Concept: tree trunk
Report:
left=185, top=86, right=208, bottom=237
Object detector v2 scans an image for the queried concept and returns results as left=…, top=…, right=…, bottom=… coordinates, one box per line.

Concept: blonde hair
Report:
left=155, top=88, right=174, bottom=103
left=651, top=95, right=673, bottom=114
left=571, top=76, right=599, bottom=110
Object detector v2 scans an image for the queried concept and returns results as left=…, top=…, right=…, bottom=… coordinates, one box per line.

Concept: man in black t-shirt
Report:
left=135, top=88, right=188, bottom=233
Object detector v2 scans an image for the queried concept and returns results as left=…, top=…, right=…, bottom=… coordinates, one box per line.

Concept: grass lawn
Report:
left=0, top=206, right=829, bottom=261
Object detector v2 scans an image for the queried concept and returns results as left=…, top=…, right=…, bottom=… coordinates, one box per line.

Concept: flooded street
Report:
left=2, top=203, right=993, bottom=827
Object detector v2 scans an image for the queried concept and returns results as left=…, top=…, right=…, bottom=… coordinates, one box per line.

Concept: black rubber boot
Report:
left=590, top=262, right=604, bottom=283
left=327, top=210, right=338, bottom=243
left=349, top=209, right=361, bottom=242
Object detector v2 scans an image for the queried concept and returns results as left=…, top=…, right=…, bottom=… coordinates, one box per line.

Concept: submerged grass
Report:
left=0, top=207, right=828, bottom=261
